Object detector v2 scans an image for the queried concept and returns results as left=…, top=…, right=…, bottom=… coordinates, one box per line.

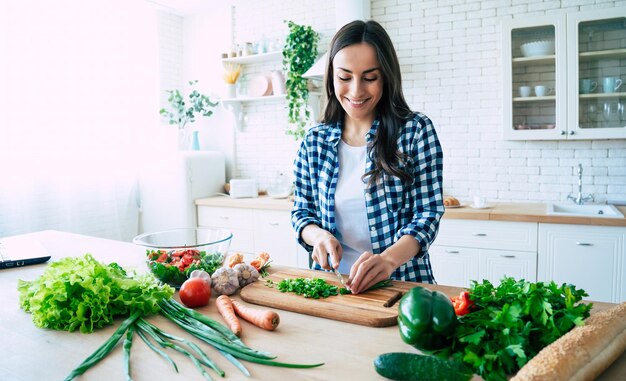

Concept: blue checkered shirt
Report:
left=292, top=112, right=444, bottom=283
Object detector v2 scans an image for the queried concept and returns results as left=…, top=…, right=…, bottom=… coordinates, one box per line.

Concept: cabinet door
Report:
left=429, top=245, right=479, bottom=288
left=478, top=249, right=537, bottom=286
left=197, top=206, right=254, bottom=255
left=253, top=209, right=301, bottom=268
left=567, top=9, right=626, bottom=140
left=502, top=15, right=567, bottom=140
left=538, top=223, right=626, bottom=303
left=436, top=219, right=537, bottom=252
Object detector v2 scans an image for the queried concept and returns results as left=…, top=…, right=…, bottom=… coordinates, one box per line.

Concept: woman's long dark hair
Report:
left=322, top=20, right=413, bottom=186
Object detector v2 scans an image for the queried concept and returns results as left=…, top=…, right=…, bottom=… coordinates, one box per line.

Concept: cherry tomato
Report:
left=179, top=277, right=211, bottom=308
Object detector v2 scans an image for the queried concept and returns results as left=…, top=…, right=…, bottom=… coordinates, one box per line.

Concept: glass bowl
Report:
left=133, top=227, right=233, bottom=288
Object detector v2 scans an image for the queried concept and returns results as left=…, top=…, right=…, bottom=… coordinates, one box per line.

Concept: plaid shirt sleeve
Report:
left=394, top=113, right=444, bottom=254
left=291, top=127, right=326, bottom=252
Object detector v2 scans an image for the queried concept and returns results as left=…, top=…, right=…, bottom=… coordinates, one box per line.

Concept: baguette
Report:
left=512, top=302, right=626, bottom=381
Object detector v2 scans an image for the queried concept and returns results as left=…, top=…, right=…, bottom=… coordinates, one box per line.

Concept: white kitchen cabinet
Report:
left=478, top=249, right=537, bottom=287
left=538, top=223, right=626, bottom=303
left=502, top=9, right=626, bottom=140
left=429, top=245, right=479, bottom=288
left=197, top=205, right=308, bottom=268
left=430, top=219, right=538, bottom=287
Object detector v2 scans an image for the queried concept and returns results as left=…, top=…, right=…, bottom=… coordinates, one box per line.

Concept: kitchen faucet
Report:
left=567, top=163, right=594, bottom=205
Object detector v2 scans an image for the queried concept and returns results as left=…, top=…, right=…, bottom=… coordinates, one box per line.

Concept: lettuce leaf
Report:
left=17, top=253, right=174, bottom=333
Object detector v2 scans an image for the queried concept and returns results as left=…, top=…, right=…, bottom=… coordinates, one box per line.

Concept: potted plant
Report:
left=159, top=80, right=219, bottom=150
left=283, top=20, right=320, bottom=140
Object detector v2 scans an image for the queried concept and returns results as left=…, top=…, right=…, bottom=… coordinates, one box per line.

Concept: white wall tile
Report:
left=160, top=0, right=626, bottom=203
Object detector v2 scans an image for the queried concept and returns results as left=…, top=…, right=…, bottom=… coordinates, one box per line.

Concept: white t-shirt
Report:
left=334, top=140, right=373, bottom=274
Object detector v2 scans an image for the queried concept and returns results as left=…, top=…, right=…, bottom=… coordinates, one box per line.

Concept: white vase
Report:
left=226, top=83, right=236, bottom=99
left=178, top=127, right=192, bottom=150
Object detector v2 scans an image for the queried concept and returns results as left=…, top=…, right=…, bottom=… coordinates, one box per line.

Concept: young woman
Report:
left=291, top=20, right=444, bottom=294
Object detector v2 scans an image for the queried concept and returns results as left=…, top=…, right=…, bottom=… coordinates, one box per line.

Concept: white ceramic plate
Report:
left=470, top=205, right=491, bottom=209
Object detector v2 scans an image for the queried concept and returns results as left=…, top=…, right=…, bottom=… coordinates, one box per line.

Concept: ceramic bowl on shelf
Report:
left=520, top=40, right=555, bottom=57
left=133, top=227, right=232, bottom=288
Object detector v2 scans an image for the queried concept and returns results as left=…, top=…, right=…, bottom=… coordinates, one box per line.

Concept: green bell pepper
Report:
left=397, top=286, right=457, bottom=352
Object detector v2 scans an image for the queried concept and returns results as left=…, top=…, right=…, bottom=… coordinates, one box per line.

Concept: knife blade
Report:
left=332, top=267, right=347, bottom=288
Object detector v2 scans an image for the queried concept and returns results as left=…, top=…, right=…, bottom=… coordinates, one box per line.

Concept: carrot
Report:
left=215, top=295, right=241, bottom=337
left=231, top=299, right=280, bottom=331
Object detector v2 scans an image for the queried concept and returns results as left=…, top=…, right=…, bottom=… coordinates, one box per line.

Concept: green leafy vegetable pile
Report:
left=449, top=277, right=592, bottom=381
left=265, top=277, right=393, bottom=298
left=18, top=253, right=174, bottom=333
left=266, top=277, right=340, bottom=299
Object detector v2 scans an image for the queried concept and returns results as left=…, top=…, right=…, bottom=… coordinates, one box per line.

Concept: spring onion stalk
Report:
left=140, top=318, right=224, bottom=377
left=135, top=324, right=179, bottom=372
left=159, top=301, right=324, bottom=369
left=123, top=325, right=134, bottom=381
left=159, top=299, right=249, bottom=348
left=64, top=310, right=142, bottom=381
left=136, top=319, right=223, bottom=379
left=217, top=349, right=251, bottom=377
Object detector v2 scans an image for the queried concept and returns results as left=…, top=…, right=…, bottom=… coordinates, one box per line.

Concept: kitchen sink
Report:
left=547, top=203, right=624, bottom=218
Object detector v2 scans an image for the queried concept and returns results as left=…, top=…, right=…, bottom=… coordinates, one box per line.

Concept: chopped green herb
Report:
left=276, top=277, right=339, bottom=299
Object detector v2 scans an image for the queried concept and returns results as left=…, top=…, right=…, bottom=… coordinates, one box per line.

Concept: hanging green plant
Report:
left=283, top=20, right=320, bottom=140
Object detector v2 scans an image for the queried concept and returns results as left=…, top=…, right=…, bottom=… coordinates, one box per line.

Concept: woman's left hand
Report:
left=345, top=251, right=395, bottom=294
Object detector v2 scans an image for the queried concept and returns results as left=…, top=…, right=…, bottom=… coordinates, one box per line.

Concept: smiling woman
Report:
left=0, top=0, right=160, bottom=240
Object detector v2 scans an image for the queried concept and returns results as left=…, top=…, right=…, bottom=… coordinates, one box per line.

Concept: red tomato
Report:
left=179, top=277, right=211, bottom=308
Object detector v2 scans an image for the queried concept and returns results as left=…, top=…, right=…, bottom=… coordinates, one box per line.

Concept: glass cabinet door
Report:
left=572, top=13, right=626, bottom=135
left=503, top=16, right=567, bottom=140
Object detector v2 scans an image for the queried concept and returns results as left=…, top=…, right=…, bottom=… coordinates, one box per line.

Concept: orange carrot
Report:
left=215, top=295, right=241, bottom=336
left=231, top=299, right=280, bottom=331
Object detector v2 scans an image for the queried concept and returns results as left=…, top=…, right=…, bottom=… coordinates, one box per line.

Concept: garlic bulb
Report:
left=233, top=263, right=259, bottom=287
left=211, top=267, right=240, bottom=295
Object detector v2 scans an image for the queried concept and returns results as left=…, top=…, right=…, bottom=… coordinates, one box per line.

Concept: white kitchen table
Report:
left=1, top=230, right=625, bottom=381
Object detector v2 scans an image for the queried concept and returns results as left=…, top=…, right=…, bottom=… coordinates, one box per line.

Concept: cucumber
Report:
left=374, top=352, right=473, bottom=381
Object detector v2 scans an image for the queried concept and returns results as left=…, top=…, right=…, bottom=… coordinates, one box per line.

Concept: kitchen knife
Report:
left=327, top=254, right=347, bottom=288
left=333, top=267, right=347, bottom=288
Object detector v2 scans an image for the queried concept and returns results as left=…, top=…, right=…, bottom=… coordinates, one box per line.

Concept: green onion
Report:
left=159, top=299, right=324, bottom=369
left=123, top=325, right=134, bottom=381
left=135, top=323, right=179, bottom=372
left=64, top=310, right=142, bottom=381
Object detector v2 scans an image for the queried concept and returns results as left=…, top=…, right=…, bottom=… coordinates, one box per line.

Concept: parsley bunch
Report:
left=449, top=277, right=592, bottom=381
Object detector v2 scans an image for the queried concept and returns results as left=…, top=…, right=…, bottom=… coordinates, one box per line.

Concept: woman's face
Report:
left=332, top=42, right=383, bottom=126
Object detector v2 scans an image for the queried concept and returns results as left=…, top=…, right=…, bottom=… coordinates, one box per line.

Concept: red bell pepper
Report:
left=450, top=291, right=474, bottom=316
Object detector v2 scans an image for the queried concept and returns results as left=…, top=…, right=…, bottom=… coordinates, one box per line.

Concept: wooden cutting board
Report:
left=239, top=267, right=420, bottom=327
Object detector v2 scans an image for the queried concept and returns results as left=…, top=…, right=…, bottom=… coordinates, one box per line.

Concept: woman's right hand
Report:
left=302, top=225, right=343, bottom=270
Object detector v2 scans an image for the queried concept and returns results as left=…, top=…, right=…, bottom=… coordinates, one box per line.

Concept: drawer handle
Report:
left=268, top=222, right=279, bottom=226
left=445, top=250, right=460, bottom=254
left=471, top=233, right=487, bottom=236
left=500, top=255, right=516, bottom=258
left=575, top=242, right=593, bottom=246
left=219, top=216, right=229, bottom=220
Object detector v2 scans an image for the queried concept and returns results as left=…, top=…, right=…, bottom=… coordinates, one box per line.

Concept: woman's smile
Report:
left=332, top=42, right=383, bottom=126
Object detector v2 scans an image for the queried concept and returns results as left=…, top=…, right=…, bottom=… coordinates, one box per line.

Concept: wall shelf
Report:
left=221, top=51, right=282, bottom=65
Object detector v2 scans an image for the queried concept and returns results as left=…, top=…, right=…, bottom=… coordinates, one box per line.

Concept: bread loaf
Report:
left=443, top=196, right=460, bottom=206
left=512, top=302, right=626, bottom=381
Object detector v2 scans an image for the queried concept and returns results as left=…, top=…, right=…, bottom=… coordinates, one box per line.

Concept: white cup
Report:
left=519, top=86, right=531, bottom=97
left=473, top=196, right=486, bottom=208
left=534, top=85, right=552, bottom=97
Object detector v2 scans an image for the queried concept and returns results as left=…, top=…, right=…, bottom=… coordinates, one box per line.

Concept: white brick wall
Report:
left=162, top=0, right=626, bottom=204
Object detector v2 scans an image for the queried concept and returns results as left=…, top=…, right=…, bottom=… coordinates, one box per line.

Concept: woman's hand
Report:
left=302, top=225, right=343, bottom=270
left=346, top=252, right=395, bottom=294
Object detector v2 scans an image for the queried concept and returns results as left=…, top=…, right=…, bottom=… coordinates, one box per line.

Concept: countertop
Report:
left=1, top=230, right=625, bottom=381
left=196, top=196, right=626, bottom=227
